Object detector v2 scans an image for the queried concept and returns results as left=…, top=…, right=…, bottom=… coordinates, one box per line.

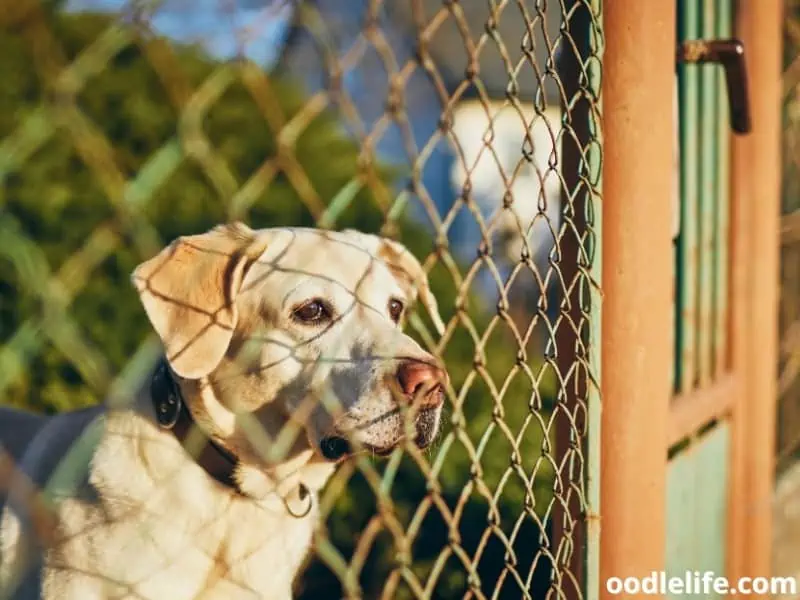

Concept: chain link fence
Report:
left=0, top=0, right=602, bottom=598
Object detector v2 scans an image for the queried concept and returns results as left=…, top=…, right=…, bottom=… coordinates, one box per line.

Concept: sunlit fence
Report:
left=0, top=0, right=602, bottom=598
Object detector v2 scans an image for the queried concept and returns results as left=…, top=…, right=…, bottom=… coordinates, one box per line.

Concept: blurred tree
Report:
left=0, top=9, right=557, bottom=599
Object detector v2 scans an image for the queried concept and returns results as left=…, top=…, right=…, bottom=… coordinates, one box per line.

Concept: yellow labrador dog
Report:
left=0, top=223, right=448, bottom=599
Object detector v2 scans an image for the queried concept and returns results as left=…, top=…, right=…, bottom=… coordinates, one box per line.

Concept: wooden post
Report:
left=727, top=1, right=782, bottom=593
left=600, top=2, right=675, bottom=598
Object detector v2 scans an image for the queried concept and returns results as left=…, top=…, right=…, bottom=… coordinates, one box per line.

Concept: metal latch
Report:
left=676, top=39, right=752, bottom=134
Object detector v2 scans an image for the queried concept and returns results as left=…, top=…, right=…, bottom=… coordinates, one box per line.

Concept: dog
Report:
left=0, top=223, right=449, bottom=599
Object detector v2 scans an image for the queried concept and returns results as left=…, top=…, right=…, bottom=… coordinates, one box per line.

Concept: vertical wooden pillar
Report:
left=726, top=2, right=753, bottom=587
left=727, top=0, right=782, bottom=593
left=600, top=2, right=675, bottom=598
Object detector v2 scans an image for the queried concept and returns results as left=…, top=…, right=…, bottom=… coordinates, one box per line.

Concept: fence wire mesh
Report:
left=0, top=0, right=602, bottom=598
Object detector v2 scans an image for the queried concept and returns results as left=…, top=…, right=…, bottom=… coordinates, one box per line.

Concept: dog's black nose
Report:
left=320, top=436, right=351, bottom=461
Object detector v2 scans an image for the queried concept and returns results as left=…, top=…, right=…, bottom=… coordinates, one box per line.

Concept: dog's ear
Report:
left=368, top=235, right=445, bottom=336
left=132, top=222, right=268, bottom=379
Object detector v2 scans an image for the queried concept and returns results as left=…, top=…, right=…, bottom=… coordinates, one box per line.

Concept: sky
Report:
left=65, top=0, right=293, bottom=67
left=61, top=0, right=561, bottom=298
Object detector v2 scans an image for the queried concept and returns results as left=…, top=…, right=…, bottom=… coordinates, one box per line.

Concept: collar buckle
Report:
left=153, top=362, right=182, bottom=429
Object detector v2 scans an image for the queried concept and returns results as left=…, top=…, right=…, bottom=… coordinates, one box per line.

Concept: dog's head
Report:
left=132, top=223, right=448, bottom=495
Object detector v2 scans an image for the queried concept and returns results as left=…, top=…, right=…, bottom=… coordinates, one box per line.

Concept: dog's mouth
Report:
left=320, top=406, right=442, bottom=461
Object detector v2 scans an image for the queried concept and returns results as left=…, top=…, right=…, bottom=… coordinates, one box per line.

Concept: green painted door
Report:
left=667, top=0, right=735, bottom=595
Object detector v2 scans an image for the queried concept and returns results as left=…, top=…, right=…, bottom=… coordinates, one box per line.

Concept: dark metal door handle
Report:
left=676, top=39, right=752, bottom=134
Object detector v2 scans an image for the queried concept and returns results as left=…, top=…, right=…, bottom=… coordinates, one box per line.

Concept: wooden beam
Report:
left=668, top=375, right=737, bottom=449
left=600, top=2, right=675, bottom=598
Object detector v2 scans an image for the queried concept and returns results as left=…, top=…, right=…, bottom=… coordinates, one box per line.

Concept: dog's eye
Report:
left=388, top=298, right=404, bottom=323
left=292, top=299, right=332, bottom=324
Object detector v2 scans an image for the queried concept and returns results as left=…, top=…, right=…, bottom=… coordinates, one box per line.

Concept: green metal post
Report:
left=585, top=0, right=603, bottom=596
left=697, top=0, right=719, bottom=386
left=676, top=0, right=701, bottom=393
left=713, top=0, right=732, bottom=376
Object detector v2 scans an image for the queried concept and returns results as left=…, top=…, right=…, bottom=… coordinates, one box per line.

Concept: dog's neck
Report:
left=149, top=359, right=243, bottom=494
left=140, top=358, right=334, bottom=517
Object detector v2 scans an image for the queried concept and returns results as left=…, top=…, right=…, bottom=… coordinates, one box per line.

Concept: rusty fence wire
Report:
left=778, top=0, right=800, bottom=472
left=0, top=0, right=603, bottom=598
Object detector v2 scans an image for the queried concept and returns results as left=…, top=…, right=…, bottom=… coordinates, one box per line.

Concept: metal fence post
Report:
left=600, top=2, right=675, bottom=598
left=554, top=2, right=602, bottom=597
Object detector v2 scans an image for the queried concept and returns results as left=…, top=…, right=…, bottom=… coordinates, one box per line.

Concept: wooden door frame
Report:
left=726, top=0, right=782, bottom=589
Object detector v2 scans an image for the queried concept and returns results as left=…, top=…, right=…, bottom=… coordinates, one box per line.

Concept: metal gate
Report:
left=668, top=0, right=781, bottom=592
left=667, top=0, right=741, bottom=589
left=599, top=1, right=781, bottom=597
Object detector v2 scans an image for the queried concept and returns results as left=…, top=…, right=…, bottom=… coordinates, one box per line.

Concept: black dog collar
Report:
left=150, top=359, right=241, bottom=492
left=149, top=360, right=312, bottom=516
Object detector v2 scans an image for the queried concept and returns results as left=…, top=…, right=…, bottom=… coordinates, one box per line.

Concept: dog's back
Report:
left=0, top=406, right=48, bottom=599
left=0, top=407, right=48, bottom=513
left=0, top=408, right=47, bottom=464
left=0, top=405, right=103, bottom=599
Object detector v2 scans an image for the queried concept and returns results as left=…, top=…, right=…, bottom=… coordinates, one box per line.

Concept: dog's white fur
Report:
left=0, top=224, right=447, bottom=599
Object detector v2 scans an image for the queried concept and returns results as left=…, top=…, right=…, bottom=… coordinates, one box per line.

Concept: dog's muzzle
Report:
left=319, top=359, right=447, bottom=461
left=320, top=396, right=444, bottom=461
left=413, top=405, right=441, bottom=448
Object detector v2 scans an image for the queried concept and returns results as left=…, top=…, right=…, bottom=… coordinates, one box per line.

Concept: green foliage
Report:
left=0, top=10, right=556, bottom=598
